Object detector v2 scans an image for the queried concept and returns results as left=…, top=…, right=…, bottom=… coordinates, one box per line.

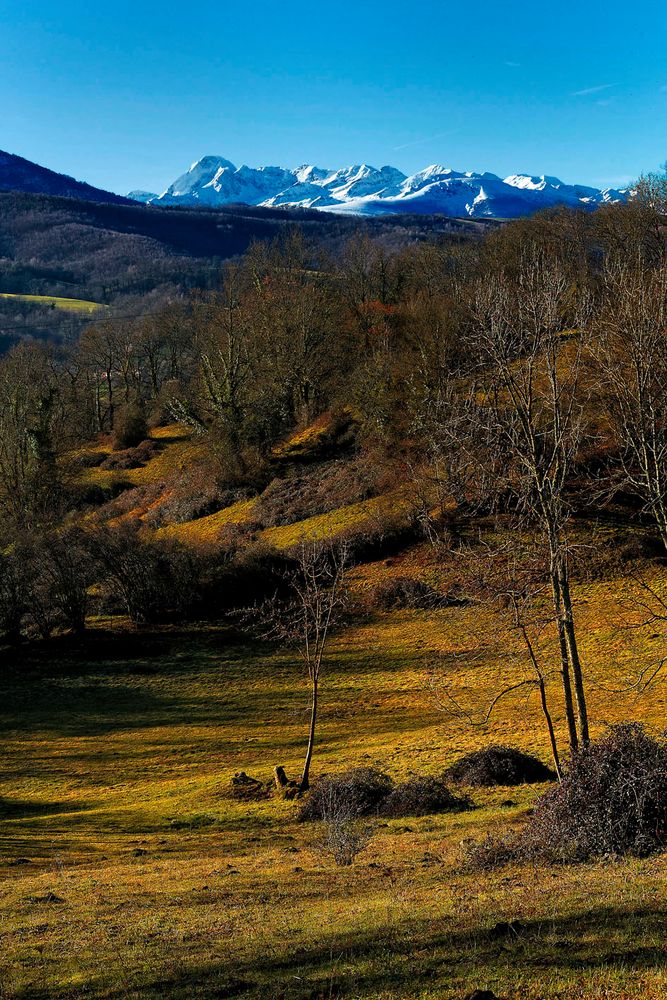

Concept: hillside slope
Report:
left=0, top=149, right=131, bottom=204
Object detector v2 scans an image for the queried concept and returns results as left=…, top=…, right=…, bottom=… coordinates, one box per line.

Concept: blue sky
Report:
left=1, top=0, right=666, bottom=195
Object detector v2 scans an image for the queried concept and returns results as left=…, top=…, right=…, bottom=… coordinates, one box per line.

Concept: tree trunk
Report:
left=537, top=669, right=563, bottom=782
left=299, top=675, right=318, bottom=792
left=520, top=622, right=563, bottom=782
left=273, top=765, right=288, bottom=790
left=550, top=571, right=579, bottom=754
left=558, top=566, right=590, bottom=746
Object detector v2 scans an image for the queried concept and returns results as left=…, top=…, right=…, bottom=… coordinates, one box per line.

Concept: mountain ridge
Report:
left=133, top=154, right=631, bottom=218
left=0, top=149, right=131, bottom=205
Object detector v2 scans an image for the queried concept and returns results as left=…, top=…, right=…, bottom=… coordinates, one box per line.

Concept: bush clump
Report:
left=380, top=775, right=472, bottom=818
left=298, top=768, right=393, bottom=821
left=464, top=725, right=667, bottom=870
left=529, top=723, right=667, bottom=861
left=113, top=402, right=149, bottom=450
left=101, top=439, right=157, bottom=470
left=446, top=745, right=556, bottom=787
left=313, top=785, right=377, bottom=866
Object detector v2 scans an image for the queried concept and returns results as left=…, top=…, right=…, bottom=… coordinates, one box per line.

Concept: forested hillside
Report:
left=0, top=191, right=490, bottom=350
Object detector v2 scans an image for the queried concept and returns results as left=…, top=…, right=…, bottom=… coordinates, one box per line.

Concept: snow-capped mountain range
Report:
left=128, top=155, right=630, bottom=219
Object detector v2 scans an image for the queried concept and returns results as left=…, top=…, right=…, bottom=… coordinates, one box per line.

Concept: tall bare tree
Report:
left=595, top=259, right=667, bottom=551
left=421, top=249, right=591, bottom=751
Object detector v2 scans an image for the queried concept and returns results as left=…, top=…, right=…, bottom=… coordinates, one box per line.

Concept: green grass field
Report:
left=1, top=568, right=666, bottom=998
left=0, top=292, right=108, bottom=314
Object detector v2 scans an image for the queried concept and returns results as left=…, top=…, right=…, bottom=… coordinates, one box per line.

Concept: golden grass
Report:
left=0, top=292, right=108, bottom=314
left=261, top=488, right=414, bottom=549
left=271, top=406, right=359, bottom=460
left=1, top=566, right=667, bottom=998
left=72, top=425, right=206, bottom=494
left=157, top=498, right=257, bottom=544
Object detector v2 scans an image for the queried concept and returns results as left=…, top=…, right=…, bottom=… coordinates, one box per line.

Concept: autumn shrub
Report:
left=464, top=725, right=667, bottom=869
left=13, top=527, right=93, bottom=639
left=101, top=439, right=157, bottom=470
left=254, top=458, right=379, bottom=529
left=340, top=510, right=423, bottom=563
left=200, top=541, right=294, bottom=613
left=145, top=472, right=249, bottom=528
left=86, top=521, right=201, bottom=623
left=528, top=724, right=667, bottom=860
left=113, top=402, right=148, bottom=450
left=75, top=450, right=107, bottom=469
left=298, top=768, right=393, bottom=821
left=0, top=551, right=27, bottom=643
left=446, top=745, right=556, bottom=787
left=380, top=775, right=472, bottom=818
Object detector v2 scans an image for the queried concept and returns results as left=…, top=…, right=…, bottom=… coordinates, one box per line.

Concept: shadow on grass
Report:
left=12, top=901, right=666, bottom=1000
left=0, top=799, right=90, bottom=820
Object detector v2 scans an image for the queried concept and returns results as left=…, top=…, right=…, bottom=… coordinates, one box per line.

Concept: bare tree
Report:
left=191, top=267, right=253, bottom=463
left=595, top=259, right=667, bottom=551
left=254, top=540, right=349, bottom=792
left=421, top=249, right=591, bottom=752
left=427, top=543, right=564, bottom=780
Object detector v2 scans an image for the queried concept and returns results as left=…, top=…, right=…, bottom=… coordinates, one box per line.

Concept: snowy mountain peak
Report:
left=137, top=155, right=630, bottom=219
left=189, top=154, right=237, bottom=173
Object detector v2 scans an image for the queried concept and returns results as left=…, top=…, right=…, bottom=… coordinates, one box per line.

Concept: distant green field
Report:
left=0, top=292, right=108, bottom=314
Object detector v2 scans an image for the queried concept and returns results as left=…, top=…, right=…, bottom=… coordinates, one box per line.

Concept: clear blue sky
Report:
left=1, top=0, right=666, bottom=195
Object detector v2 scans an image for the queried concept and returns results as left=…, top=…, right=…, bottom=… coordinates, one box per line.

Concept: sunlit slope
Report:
left=0, top=292, right=109, bottom=314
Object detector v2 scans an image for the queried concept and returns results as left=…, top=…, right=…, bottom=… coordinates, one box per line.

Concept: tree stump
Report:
left=273, top=766, right=289, bottom=790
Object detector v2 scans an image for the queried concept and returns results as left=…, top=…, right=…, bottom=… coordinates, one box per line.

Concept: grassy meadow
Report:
left=2, top=565, right=666, bottom=999
left=2, top=405, right=667, bottom=1000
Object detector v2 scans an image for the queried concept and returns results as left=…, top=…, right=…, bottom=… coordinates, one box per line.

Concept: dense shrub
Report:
left=144, top=476, right=247, bottom=528
left=254, top=458, right=378, bottom=529
left=206, top=542, right=295, bottom=613
left=75, top=450, right=107, bottom=469
left=380, top=775, right=472, bottom=818
left=298, top=768, right=393, bottom=821
left=0, top=551, right=27, bottom=643
left=86, top=522, right=201, bottom=624
left=340, top=510, right=424, bottom=564
left=529, top=724, right=667, bottom=861
left=465, top=725, right=667, bottom=869
left=446, top=745, right=556, bottom=786
left=101, top=440, right=157, bottom=470
left=113, top=402, right=148, bottom=450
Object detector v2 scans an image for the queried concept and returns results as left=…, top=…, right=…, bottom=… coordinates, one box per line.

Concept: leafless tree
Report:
left=253, top=540, right=349, bottom=792
left=421, top=249, right=591, bottom=752
left=595, top=258, right=667, bottom=551
left=427, top=542, right=563, bottom=780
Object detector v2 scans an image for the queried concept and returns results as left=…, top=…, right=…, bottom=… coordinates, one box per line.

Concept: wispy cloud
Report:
left=571, top=83, right=615, bottom=97
left=392, top=129, right=461, bottom=151
left=505, top=60, right=521, bottom=68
